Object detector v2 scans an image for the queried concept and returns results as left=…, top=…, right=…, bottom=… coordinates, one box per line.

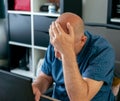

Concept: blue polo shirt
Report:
left=41, top=31, right=115, bottom=101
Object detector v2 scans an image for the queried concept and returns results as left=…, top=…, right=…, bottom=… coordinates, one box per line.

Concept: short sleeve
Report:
left=41, top=44, right=54, bottom=76
left=83, top=46, right=115, bottom=85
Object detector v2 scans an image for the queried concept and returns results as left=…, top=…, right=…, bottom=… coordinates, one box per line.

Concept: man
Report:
left=32, top=12, right=115, bottom=101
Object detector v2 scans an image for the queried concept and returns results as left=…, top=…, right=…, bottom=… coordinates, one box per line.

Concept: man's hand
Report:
left=32, top=83, right=41, bottom=101
left=32, top=72, right=53, bottom=101
left=49, top=22, right=75, bottom=57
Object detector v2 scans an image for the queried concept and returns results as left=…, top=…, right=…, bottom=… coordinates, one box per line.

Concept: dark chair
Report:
left=114, top=62, right=120, bottom=101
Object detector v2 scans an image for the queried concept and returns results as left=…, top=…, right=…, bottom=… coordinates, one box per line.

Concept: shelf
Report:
left=107, top=0, right=120, bottom=25
left=110, top=18, right=120, bottom=23
left=7, top=0, right=82, bottom=78
left=8, top=10, right=60, bottom=17
left=8, top=10, right=31, bottom=15
left=34, top=45, right=47, bottom=50
left=33, top=12, right=60, bottom=17
left=9, top=41, right=32, bottom=48
left=11, top=68, right=35, bottom=78
left=9, top=41, right=48, bottom=50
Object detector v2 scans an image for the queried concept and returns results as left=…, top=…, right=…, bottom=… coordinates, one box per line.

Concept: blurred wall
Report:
left=82, top=0, right=108, bottom=24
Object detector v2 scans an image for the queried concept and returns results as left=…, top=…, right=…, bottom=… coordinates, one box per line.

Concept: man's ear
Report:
left=75, top=35, right=87, bottom=49
left=76, top=35, right=87, bottom=47
left=81, top=35, right=87, bottom=45
left=74, top=35, right=87, bottom=54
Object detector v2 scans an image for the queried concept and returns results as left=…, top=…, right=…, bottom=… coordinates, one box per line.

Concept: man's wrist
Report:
left=62, top=49, right=76, bottom=61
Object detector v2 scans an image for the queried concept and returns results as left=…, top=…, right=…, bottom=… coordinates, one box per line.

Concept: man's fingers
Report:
left=49, top=25, right=53, bottom=43
left=51, top=22, right=59, bottom=38
left=35, top=92, right=40, bottom=101
left=32, top=83, right=41, bottom=101
left=35, top=88, right=41, bottom=101
left=67, top=22, right=74, bottom=37
left=55, top=22, right=64, bottom=35
left=49, top=24, right=54, bottom=38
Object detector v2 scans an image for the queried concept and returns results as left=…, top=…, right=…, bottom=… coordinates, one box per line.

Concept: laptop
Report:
left=0, top=69, right=60, bottom=101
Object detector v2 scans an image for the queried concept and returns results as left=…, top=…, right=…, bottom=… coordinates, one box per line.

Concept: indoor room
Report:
left=0, top=0, right=120, bottom=101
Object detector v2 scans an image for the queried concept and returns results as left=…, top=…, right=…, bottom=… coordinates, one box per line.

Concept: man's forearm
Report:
left=33, top=72, right=53, bottom=94
left=62, top=51, right=89, bottom=101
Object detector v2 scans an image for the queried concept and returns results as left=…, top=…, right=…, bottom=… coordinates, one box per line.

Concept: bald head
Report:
left=56, top=12, right=84, bottom=36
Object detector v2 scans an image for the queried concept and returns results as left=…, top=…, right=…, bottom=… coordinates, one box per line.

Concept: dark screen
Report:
left=0, top=70, right=34, bottom=101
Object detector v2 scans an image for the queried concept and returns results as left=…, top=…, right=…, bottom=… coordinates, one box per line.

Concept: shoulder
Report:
left=84, top=31, right=115, bottom=62
left=85, top=31, right=114, bottom=52
left=45, top=44, right=55, bottom=62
